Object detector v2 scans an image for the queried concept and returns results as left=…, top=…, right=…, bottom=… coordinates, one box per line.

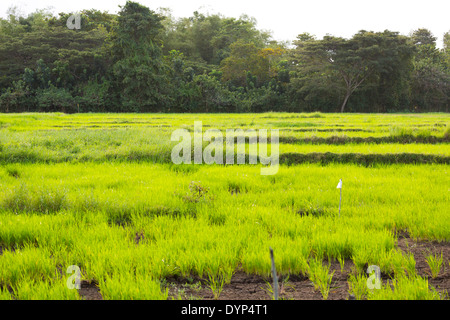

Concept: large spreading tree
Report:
left=291, top=31, right=415, bottom=112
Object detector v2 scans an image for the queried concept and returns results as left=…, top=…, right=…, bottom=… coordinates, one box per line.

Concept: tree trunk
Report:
left=340, top=91, right=351, bottom=113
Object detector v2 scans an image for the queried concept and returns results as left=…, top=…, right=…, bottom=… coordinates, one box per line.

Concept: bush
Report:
left=76, top=79, right=112, bottom=112
left=191, top=74, right=237, bottom=113
left=0, top=81, right=36, bottom=112
left=35, top=86, right=77, bottom=113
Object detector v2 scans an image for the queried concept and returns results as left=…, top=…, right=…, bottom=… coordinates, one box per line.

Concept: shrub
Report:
left=76, top=79, right=111, bottom=112
left=35, top=86, right=77, bottom=113
left=0, top=81, right=36, bottom=113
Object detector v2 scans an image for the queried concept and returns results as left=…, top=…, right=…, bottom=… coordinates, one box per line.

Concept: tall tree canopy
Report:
left=290, top=30, right=415, bottom=112
left=110, top=1, right=169, bottom=111
left=0, top=3, right=448, bottom=114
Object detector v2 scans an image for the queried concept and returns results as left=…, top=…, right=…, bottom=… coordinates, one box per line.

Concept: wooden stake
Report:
left=269, top=247, right=279, bottom=300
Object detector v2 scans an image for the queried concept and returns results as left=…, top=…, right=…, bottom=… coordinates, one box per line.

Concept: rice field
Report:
left=0, top=112, right=449, bottom=300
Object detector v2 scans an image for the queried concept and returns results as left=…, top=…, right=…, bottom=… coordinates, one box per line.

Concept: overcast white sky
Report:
left=1, top=0, right=448, bottom=48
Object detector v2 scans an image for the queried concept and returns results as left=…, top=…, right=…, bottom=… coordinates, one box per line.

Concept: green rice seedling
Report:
left=105, top=205, right=134, bottom=227
left=12, top=278, right=81, bottom=300
left=220, top=267, right=235, bottom=285
left=205, top=265, right=235, bottom=300
left=206, top=211, right=227, bottom=226
left=403, top=253, right=417, bottom=277
left=262, top=279, right=278, bottom=300
left=425, top=252, right=444, bottom=279
left=0, top=245, right=60, bottom=288
left=307, top=258, right=334, bottom=300
left=166, top=163, right=201, bottom=175
left=97, top=273, right=169, bottom=300
left=347, top=273, right=369, bottom=300
left=73, top=190, right=100, bottom=213
left=377, top=249, right=406, bottom=277
left=415, top=128, right=433, bottom=139
left=294, top=201, right=329, bottom=218
left=389, top=126, right=413, bottom=139
left=279, top=274, right=295, bottom=297
left=337, top=254, right=346, bottom=273
left=307, top=112, right=324, bottom=118
left=0, top=287, right=13, bottom=300
left=367, top=275, right=442, bottom=300
left=351, top=249, right=372, bottom=274
left=278, top=142, right=449, bottom=157
left=227, top=180, right=249, bottom=195
left=206, top=271, right=226, bottom=300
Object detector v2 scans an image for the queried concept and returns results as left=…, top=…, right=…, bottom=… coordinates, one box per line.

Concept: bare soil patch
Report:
left=78, top=280, right=103, bottom=300
left=396, top=233, right=450, bottom=295
left=164, top=261, right=356, bottom=301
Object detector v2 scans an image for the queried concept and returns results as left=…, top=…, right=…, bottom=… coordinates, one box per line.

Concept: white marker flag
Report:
left=336, top=179, right=342, bottom=189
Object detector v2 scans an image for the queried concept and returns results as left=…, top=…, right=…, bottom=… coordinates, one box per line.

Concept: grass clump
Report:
left=97, top=273, right=169, bottom=300
left=425, top=252, right=444, bottom=279
left=306, top=258, right=334, bottom=300
left=348, top=273, right=370, bottom=300
left=180, top=181, right=212, bottom=204
left=5, top=165, right=21, bottom=178
left=2, top=184, right=67, bottom=214
left=367, top=275, right=444, bottom=300
left=12, top=279, right=81, bottom=300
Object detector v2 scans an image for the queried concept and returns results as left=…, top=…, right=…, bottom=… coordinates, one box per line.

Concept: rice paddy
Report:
left=0, top=112, right=449, bottom=300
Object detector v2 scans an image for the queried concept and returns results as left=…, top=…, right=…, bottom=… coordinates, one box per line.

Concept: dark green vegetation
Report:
left=0, top=2, right=449, bottom=114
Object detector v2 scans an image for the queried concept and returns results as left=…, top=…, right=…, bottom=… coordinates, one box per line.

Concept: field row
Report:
left=1, top=129, right=449, bottom=165
left=1, top=112, right=448, bottom=134
left=1, top=163, right=448, bottom=240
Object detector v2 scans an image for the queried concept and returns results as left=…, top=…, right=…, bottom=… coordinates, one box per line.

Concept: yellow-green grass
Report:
left=0, top=112, right=448, bottom=300
left=0, top=162, right=448, bottom=299
left=0, top=112, right=448, bottom=134
left=0, top=128, right=448, bottom=165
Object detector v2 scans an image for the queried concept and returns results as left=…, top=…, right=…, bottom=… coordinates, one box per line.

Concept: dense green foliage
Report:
left=0, top=2, right=449, bottom=113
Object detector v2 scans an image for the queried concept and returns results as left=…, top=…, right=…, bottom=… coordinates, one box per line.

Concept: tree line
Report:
left=0, top=1, right=448, bottom=113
